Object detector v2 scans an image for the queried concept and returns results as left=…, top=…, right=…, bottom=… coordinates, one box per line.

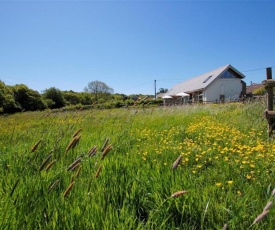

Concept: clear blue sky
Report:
left=1, top=0, right=275, bottom=95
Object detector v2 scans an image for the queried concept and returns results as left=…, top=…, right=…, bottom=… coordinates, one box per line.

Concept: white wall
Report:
left=204, top=78, right=242, bottom=102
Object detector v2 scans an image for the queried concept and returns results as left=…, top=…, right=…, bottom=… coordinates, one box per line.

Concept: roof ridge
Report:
left=181, top=64, right=230, bottom=83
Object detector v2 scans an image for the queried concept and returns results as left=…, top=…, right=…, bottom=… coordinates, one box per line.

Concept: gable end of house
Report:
left=163, top=64, right=246, bottom=104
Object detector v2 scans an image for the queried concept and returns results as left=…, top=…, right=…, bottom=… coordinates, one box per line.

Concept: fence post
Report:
left=263, top=67, right=274, bottom=137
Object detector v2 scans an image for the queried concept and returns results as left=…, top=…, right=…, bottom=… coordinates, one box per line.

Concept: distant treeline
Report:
left=0, top=80, right=162, bottom=114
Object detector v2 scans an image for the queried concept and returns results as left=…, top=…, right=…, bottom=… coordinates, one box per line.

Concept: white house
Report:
left=163, top=64, right=246, bottom=104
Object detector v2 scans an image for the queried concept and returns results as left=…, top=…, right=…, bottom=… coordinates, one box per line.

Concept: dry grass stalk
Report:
left=171, top=190, right=188, bottom=198
left=67, top=158, right=81, bottom=171
left=263, top=201, right=273, bottom=212
left=88, top=146, right=97, bottom=157
left=73, top=128, right=82, bottom=138
left=47, top=179, right=60, bottom=194
left=63, top=181, right=75, bottom=198
left=39, top=154, right=53, bottom=171
left=101, top=144, right=113, bottom=160
left=31, top=139, right=42, bottom=152
left=95, top=165, right=102, bottom=178
left=70, top=175, right=75, bottom=183
left=76, top=166, right=81, bottom=177
left=101, top=138, right=110, bottom=152
left=45, top=160, right=57, bottom=171
left=172, top=155, right=182, bottom=170
left=252, top=210, right=269, bottom=225
left=10, top=178, right=20, bottom=197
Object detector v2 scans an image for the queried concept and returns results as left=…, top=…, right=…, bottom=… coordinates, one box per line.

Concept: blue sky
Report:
left=1, top=1, right=275, bottom=95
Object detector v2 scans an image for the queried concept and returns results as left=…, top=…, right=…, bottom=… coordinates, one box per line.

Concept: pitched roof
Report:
left=246, top=83, right=262, bottom=94
left=165, top=64, right=245, bottom=96
left=156, top=93, right=165, bottom=98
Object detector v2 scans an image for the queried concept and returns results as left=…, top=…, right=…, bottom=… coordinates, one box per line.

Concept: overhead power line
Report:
left=241, top=66, right=275, bottom=73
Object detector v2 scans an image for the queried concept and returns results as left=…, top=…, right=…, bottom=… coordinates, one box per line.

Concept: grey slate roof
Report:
left=165, top=64, right=245, bottom=96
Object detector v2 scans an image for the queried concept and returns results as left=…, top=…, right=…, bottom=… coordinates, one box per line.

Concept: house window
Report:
left=203, top=75, right=213, bottom=83
left=220, top=70, right=235, bottom=78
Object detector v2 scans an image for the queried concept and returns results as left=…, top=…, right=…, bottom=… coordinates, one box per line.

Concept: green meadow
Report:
left=1, top=101, right=275, bottom=229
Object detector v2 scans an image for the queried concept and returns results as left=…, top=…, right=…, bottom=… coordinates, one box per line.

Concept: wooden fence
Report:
left=263, top=67, right=274, bottom=137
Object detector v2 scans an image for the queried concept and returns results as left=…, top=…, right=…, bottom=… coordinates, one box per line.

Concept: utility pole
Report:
left=154, top=80, right=156, bottom=100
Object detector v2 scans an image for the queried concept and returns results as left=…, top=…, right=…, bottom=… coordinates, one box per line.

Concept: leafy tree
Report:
left=253, top=87, right=266, bottom=95
left=112, top=93, right=129, bottom=101
left=0, top=80, right=19, bottom=113
left=43, top=99, right=55, bottom=108
left=42, top=87, right=65, bottom=109
left=79, top=92, right=93, bottom=105
left=12, top=84, right=46, bottom=111
left=84, top=81, right=114, bottom=102
left=157, top=88, right=168, bottom=94
left=62, top=90, right=81, bottom=105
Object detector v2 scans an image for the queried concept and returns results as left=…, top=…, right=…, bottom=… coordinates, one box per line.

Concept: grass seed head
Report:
left=31, top=139, right=42, bottom=152
left=71, top=135, right=81, bottom=149
left=263, top=201, right=273, bottom=212
left=171, top=190, right=188, bottom=198
left=101, top=144, right=113, bottom=160
left=172, top=155, right=182, bottom=170
left=76, top=166, right=81, bottom=177
left=88, top=146, right=97, bottom=157
left=10, top=178, right=20, bottom=197
left=66, top=138, right=77, bottom=152
left=71, top=162, right=80, bottom=171
left=253, top=210, right=269, bottom=225
left=47, top=179, right=60, bottom=194
left=65, top=135, right=81, bottom=152
left=95, top=165, right=102, bottom=178
left=39, top=154, right=53, bottom=171
left=63, top=181, right=75, bottom=198
left=67, top=158, right=81, bottom=171
left=73, top=128, right=82, bottom=138
left=101, top=138, right=110, bottom=152
left=45, top=160, right=57, bottom=171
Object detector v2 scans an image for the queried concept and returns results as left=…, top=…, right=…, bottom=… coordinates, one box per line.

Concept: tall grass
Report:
left=1, top=101, right=275, bottom=229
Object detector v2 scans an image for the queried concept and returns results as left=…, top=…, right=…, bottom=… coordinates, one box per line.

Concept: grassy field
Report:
left=1, top=101, right=275, bottom=229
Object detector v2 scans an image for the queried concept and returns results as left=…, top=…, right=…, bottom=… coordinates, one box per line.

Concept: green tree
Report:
left=112, top=93, right=129, bottom=101
left=253, top=87, right=266, bottom=95
left=12, top=84, right=46, bottom=111
left=42, top=87, right=65, bottom=109
left=157, top=88, right=168, bottom=94
left=79, top=92, right=93, bottom=105
left=84, top=81, right=114, bottom=102
left=62, top=90, right=81, bottom=105
left=0, top=80, right=19, bottom=113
